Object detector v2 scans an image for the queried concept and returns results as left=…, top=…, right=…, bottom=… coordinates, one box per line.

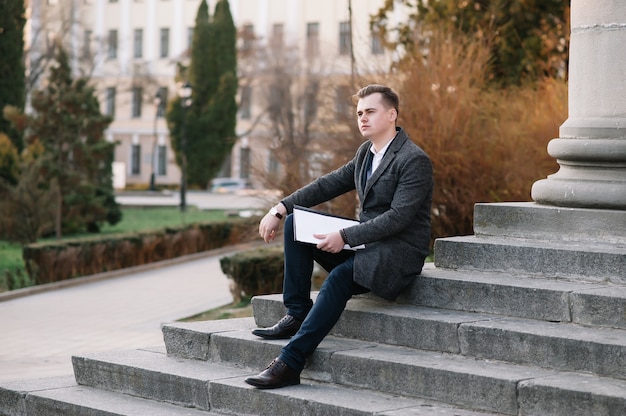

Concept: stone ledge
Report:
left=473, top=202, right=626, bottom=245
left=434, top=235, right=626, bottom=283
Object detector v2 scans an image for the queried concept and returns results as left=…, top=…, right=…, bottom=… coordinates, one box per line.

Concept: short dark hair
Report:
left=353, top=84, right=399, bottom=116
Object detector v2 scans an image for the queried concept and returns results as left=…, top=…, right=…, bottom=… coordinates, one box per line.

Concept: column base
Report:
left=531, top=131, right=626, bottom=209
left=532, top=177, right=626, bottom=210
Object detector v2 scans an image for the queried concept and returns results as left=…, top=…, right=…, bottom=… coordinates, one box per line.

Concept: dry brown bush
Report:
left=393, top=27, right=565, bottom=241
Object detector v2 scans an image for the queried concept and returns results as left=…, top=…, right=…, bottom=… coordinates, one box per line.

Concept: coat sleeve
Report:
left=280, top=144, right=367, bottom=212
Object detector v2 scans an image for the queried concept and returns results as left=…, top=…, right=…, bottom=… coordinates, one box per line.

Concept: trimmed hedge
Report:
left=220, top=244, right=284, bottom=300
left=23, top=218, right=258, bottom=285
left=219, top=244, right=330, bottom=301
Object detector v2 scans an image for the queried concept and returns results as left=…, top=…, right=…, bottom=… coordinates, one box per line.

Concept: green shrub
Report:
left=23, top=218, right=258, bottom=285
left=0, top=241, right=32, bottom=292
left=0, top=133, right=20, bottom=185
left=220, top=244, right=331, bottom=301
left=220, top=245, right=284, bottom=301
left=0, top=268, right=34, bottom=291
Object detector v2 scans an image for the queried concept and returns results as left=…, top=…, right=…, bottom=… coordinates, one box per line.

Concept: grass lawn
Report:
left=90, top=206, right=229, bottom=235
left=0, top=206, right=231, bottom=292
left=0, top=241, right=23, bottom=270
left=180, top=297, right=253, bottom=322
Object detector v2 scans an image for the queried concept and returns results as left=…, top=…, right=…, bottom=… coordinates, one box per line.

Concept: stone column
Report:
left=531, top=0, right=626, bottom=209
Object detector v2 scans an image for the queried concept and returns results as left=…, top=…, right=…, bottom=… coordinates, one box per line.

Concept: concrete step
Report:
left=0, top=375, right=216, bottom=416
left=244, top=292, right=626, bottom=380
left=457, top=316, right=626, bottom=380
left=72, top=346, right=250, bottom=411
left=5, top=262, right=626, bottom=416
left=210, top=376, right=505, bottom=416
left=434, top=235, right=626, bottom=283
left=472, top=202, right=626, bottom=246
left=71, top=347, right=505, bottom=416
left=403, top=263, right=626, bottom=330
left=160, top=319, right=626, bottom=415
left=246, top=264, right=626, bottom=331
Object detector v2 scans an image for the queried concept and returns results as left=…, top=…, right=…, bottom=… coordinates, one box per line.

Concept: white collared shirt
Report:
left=370, top=137, right=394, bottom=175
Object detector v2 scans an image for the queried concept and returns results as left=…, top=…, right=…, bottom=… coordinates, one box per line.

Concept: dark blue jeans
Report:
left=279, top=214, right=369, bottom=372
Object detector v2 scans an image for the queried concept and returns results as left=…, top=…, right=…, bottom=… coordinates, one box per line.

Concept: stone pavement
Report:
left=0, top=191, right=273, bottom=383
left=0, top=246, right=251, bottom=383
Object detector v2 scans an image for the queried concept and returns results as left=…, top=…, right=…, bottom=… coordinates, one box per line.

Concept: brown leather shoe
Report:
left=244, top=358, right=301, bottom=389
left=252, top=315, right=302, bottom=339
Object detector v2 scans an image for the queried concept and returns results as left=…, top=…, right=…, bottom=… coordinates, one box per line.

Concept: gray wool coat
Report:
left=280, top=127, right=433, bottom=301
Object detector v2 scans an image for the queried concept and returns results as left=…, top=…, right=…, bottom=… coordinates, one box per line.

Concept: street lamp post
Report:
left=178, top=82, right=192, bottom=212
left=150, top=91, right=163, bottom=192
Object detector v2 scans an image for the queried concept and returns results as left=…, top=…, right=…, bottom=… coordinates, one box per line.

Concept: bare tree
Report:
left=26, top=0, right=99, bottom=92
left=238, top=32, right=377, bottom=217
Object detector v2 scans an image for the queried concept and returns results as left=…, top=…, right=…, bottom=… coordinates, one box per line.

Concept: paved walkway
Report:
left=0, top=192, right=272, bottom=383
left=0, top=248, right=246, bottom=382
left=0, top=248, right=247, bottom=382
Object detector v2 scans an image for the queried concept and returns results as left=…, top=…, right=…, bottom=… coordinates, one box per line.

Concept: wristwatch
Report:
left=269, top=206, right=283, bottom=220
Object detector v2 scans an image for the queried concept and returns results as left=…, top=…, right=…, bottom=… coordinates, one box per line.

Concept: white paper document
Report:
left=293, top=206, right=365, bottom=250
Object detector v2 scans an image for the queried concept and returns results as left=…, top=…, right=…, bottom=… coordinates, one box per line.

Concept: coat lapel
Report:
left=362, top=130, right=407, bottom=197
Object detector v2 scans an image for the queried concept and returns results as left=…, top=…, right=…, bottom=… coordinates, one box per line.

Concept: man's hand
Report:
left=313, top=231, right=345, bottom=253
left=259, top=213, right=281, bottom=243
left=259, top=205, right=286, bottom=243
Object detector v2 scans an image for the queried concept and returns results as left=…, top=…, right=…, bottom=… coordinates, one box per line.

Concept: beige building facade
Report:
left=26, top=0, right=402, bottom=189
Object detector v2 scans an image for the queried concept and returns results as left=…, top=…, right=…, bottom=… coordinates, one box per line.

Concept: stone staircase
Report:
left=1, top=202, right=625, bottom=415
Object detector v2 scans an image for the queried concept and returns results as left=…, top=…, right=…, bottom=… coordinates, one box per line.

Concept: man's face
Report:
left=356, top=93, right=396, bottom=142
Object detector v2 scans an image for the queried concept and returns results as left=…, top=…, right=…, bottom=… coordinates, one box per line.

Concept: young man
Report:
left=245, top=84, right=433, bottom=389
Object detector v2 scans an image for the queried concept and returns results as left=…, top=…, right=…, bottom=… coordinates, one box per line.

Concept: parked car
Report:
left=210, top=177, right=253, bottom=193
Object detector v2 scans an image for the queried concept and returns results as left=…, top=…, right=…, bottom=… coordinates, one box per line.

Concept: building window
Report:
left=133, top=29, right=143, bottom=58
left=335, top=85, right=352, bottom=120
left=240, top=85, right=252, bottom=119
left=240, top=147, right=251, bottom=179
left=47, top=0, right=58, bottom=4
left=242, top=24, right=254, bottom=52
left=339, top=21, right=351, bottom=55
left=131, top=144, right=141, bottom=175
left=306, top=22, right=319, bottom=58
left=187, top=27, right=194, bottom=49
left=108, top=29, right=118, bottom=59
left=304, top=80, right=319, bottom=122
left=131, top=87, right=143, bottom=118
left=268, top=149, right=279, bottom=176
left=160, top=28, right=170, bottom=58
left=157, top=145, right=167, bottom=175
left=371, top=27, right=384, bottom=55
left=271, top=23, right=284, bottom=50
left=105, top=87, right=116, bottom=116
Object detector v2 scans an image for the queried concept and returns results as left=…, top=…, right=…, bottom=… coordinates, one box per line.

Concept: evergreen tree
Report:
left=0, top=133, right=20, bottom=186
left=167, top=0, right=238, bottom=188
left=25, top=47, right=120, bottom=238
left=0, top=0, right=26, bottom=151
left=372, top=0, right=569, bottom=86
left=188, top=0, right=214, bottom=111
left=212, top=0, right=237, bottom=87
left=207, top=0, right=238, bottom=174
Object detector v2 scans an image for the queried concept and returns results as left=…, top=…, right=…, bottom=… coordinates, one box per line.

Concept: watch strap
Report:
left=269, top=207, right=283, bottom=220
